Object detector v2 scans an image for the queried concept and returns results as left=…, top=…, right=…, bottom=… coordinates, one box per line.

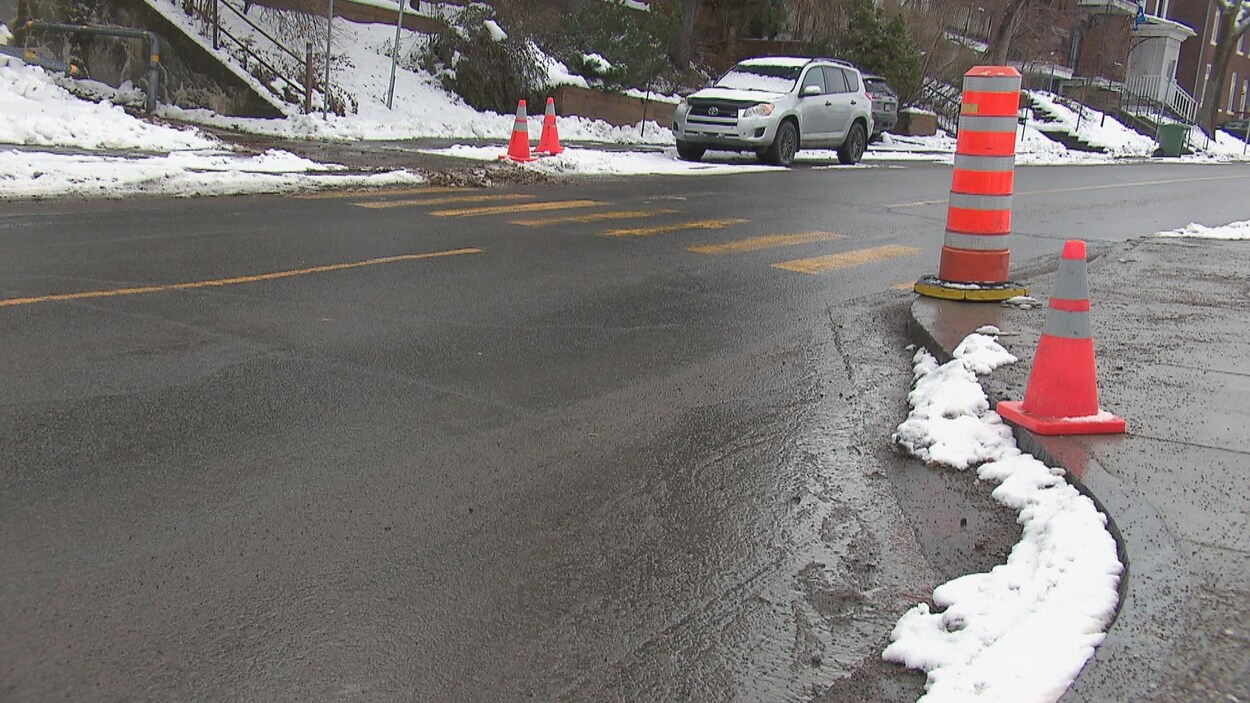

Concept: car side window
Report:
left=801, top=68, right=827, bottom=95
left=823, top=67, right=850, bottom=94
left=844, top=70, right=861, bottom=93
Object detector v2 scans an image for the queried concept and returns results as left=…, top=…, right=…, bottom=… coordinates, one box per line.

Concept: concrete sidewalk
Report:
left=910, top=236, right=1249, bottom=702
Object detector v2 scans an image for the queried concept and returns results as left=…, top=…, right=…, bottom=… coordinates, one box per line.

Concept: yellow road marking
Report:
left=773, top=245, right=921, bottom=274
left=355, top=193, right=534, bottom=209
left=601, top=218, right=748, bottom=238
left=297, top=186, right=466, bottom=200
left=888, top=174, right=1250, bottom=208
left=511, top=209, right=679, bottom=226
left=433, top=200, right=605, bottom=218
left=0, top=248, right=483, bottom=309
left=686, top=231, right=846, bottom=254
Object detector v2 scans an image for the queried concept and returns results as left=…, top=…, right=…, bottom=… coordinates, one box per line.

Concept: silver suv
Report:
left=674, top=57, right=875, bottom=166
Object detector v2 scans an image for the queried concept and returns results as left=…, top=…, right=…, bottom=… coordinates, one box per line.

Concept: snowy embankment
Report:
left=0, top=59, right=419, bottom=198
left=152, top=0, right=674, bottom=146
left=888, top=331, right=1122, bottom=703
left=1156, top=218, right=1250, bottom=239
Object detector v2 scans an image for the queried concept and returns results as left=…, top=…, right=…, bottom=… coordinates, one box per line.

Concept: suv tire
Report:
left=838, top=122, right=866, bottom=165
left=763, top=120, right=798, bottom=166
left=676, top=141, right=705, bottom=162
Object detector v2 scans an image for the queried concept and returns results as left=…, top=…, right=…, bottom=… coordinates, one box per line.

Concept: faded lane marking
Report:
left=686, top=231, right=846, bottom=254
left=772, top=245, right=921, bottom=275
left=511, top=209, right=679, bottom=226
left=297, top=186, right=466, bottom=200
left=0, top=248, right=483, bottom=309
left=433, top=200, right=605, bottom=217
left=888, top=174, right=1250, bottom=208
left=354, top=193, right=534, bottom=209
left=601, top=218, right=748, bottom=238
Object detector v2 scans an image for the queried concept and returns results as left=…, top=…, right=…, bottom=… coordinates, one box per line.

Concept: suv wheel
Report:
left=763, top=120, right=798, bottom=166
left=676, top=141, right=705, bottom=162
left=838, top=122, right=866, bottom=165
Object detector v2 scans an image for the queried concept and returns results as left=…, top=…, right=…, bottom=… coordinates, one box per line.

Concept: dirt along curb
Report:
left=905, top=238, right=1235, bottom=702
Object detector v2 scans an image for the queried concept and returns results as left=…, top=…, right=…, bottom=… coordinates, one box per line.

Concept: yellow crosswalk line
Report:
left=601, top=218, right=748, bottom=238
left=511, top=209, right=679, bottom=226
left=297, top=186, right=466, bottom=200
left=432, top=200, right=605, bottom=218
left=772, top=245, right=921, bottom=275
left=686, top=231, right=846, bottom=255
left=354, top=193, right=534, bottom=209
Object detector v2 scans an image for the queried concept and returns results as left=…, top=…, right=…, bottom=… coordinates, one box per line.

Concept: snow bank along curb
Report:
left=887, top=330, right=1122, bottom=702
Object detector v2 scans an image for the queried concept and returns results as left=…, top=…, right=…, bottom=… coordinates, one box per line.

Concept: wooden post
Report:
left=304, top=41, right=314, bottom=114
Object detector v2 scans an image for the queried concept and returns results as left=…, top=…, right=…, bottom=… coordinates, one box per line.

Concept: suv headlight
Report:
left=741, top=103, right=774, bottom=118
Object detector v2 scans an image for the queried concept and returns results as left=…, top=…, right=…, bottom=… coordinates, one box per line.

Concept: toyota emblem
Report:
left=707, top=106, right=719, bottom=116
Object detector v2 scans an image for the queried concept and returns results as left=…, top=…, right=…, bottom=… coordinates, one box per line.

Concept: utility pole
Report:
left=386, top=0, right=407, bottom=109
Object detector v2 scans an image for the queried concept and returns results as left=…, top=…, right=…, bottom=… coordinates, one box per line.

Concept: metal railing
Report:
left=920, top=78, right=961, bottom=134
left=24, top=20, right=162, bottom=112
left=181, top=0, right=314, bottom=112
left=1122, top=74, right=1196, bottom=125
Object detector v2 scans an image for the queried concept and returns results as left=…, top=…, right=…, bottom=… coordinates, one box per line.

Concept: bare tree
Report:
left=673, top=0, right=697, bottom=68
left=985, top=0, right=1030, bottom=65
left=1201, top=0, right=1250, bottom=132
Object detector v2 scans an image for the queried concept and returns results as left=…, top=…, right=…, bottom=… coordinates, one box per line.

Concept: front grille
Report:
left=686, top=99, right=745, bottom=127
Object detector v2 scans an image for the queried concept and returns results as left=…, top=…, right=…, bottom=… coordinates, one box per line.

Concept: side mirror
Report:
left=801, top=85, right=822, bottom=97
left=706, top=79, right=716, bottom=88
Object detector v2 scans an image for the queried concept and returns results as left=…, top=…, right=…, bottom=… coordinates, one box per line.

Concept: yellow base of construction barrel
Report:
left=914, top=274, right=1029, bottom=302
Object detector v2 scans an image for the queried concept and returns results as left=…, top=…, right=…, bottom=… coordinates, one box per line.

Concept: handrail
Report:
left=181, top=0, right=313, bottom=112
left=216, top=0, right=302, bottom=64
left=25, top=20, right=161, bottom=113
left=1123, top=74, right=1196, bottom=125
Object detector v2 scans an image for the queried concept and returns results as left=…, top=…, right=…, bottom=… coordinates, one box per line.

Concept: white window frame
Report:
left=1201, top=64, right=1213, bottom=105
left=1242, top=79, right=1249, bottom=113
left=1229, top=72, right=1238, bottom=111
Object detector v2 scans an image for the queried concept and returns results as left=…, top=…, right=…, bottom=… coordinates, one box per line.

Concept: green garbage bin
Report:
left=1157, top=123, right=1188, bottom=157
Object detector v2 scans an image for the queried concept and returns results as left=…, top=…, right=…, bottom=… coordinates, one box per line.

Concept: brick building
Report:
left=1173, top=0, right=1250, bottom=122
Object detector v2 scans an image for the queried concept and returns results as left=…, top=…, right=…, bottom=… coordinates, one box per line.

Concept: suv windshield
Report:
left=714, top=64, right=802, bottom=93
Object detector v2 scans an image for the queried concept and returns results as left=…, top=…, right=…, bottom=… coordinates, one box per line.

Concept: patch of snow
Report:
left=535, top=46, right=592, bottom=90
left=0, top=60, right=215, bottom=150
left=0, top=147, right=421, bottom=199
left=483, top=19, right=507, bottom=42
left=422, top=144, right=781, bottom=176
left=582, top=52, right=613, bottom=72
left=1156, top=219, right=1250, bottom=240
left=1026, top=92, right=1156, bottom=157
left=887, top=335, right=1122, bottom=703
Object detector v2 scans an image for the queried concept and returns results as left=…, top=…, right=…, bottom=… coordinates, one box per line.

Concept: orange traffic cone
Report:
left=500, top=100, right=535, bottom=163
left=535, top=96, right=564, bottom=156
left=996, top=240, right=1126, bottom=435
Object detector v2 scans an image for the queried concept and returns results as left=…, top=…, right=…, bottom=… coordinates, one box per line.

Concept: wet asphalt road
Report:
left=1, top=160, right=1247, bottom=701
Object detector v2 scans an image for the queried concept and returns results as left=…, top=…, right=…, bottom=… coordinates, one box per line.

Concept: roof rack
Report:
left=808, top=57, right=857, bottom=69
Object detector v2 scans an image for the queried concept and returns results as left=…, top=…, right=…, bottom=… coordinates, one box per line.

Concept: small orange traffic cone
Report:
left=996, top=240, right=1126, bottom=436
left=535, top=96, right=564, bottom=156
left=500, top=100, right=535, bottom=163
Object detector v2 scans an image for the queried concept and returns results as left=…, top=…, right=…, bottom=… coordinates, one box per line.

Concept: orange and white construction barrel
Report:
left=915, top=66, right=1029, bottom=301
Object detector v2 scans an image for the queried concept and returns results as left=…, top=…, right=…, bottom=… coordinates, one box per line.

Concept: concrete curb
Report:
left=905, top=252, right=1194, bottom=701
